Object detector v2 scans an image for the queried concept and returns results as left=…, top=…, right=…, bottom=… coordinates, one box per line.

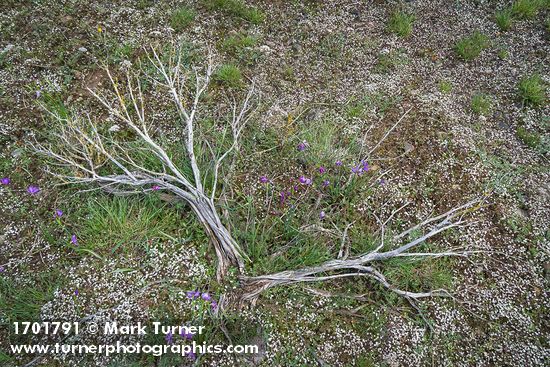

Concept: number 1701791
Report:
left=13, top=322, right=79, bottom=335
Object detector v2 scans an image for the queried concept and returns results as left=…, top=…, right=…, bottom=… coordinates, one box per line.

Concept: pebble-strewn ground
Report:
left=0, top=1, right=548, bottom=366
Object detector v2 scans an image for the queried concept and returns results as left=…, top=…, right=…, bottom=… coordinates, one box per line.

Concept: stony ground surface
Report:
left=0, top=1, right=549, bottom=366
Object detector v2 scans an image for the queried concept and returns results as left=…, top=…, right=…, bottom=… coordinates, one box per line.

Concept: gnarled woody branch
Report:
left=33, top=46, right=255, bottom=280
left=35, top=46, right=484, bottom=308
left=240, top=198, right=483, bottom=302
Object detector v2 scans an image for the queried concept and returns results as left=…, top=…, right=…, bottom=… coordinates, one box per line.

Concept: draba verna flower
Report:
left=259, top=176, right=269, bottom=184
left=335, top=160, right=342, bottom=166
left=201, top=292, right=212, bottom=301
left=322, top=180, right=330, bottom=187
left=54, top=209, right=63, bottom=218
left=151, top=185, right=160, bottom=191
left=318, top=166, right=326, bottom=174
left=71, top=234, right=78, bottom=246
left=299, top=176, right=312, bottom=185
left=27, top=185, right=40, bottom=195
left=319, top=211, right=326, bottom=220
left=0, top=177, right=10, bottom=185
left=297, top=141, right=308, bottom=151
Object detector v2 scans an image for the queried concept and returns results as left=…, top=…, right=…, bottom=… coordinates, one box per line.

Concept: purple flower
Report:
left=335, top=160, right=342, bottom=166
left=319, top=211, right=326, bottom=220
left=211, top=300, right=218, bottom=310
left=259, top=176, right=269, bottom=184
left=27, top=185, right=40, bottom=195
left=322, top=180, right=330, bottom=188
left=185, top=351, right=197, bottom=360
left=71, top=234, right=78, bottom=246
left=54, top=209, right=63, bottom=218
left=297, top=141, right=308, bottom=151
left=0, top=266, right=5, bottom=273
left=379, top=179, right=386, bottom=185
left=151, top=185, right=160, bottom=191
left=298, top=176, right=312, bottom=185
left=186, top=290, right=200, bottom=299
left=35, top=90, right=41, bottom=99
left=351, top=166, right=361, bottom=174
left=74, top=289, right=79, bottom=296
left=180, top=329, right=194, bottom=340
left=318, top=166, right=326, bottom=174
left=279, top=191, right=287, bottom=205
left=165, top=331, right=173, bottom=345
left=201, top=292, right=212, bottom=301
left=361, top=161, right=369, bottom=172
left=0, top=177, right=10, bottom=185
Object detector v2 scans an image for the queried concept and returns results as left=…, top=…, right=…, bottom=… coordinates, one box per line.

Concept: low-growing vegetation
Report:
left=388, top=10, right=416, bottom=37
left=518, top=73, right=546, bottom=106
left=1, top=1, right=548, bottom=366
left=471, top=93, right=492, bottom=115
left=204, top=0, right=265, bottom=24
left=455, top=31, right=489, bottom=60
left=170, top=6, right=196, bottom=31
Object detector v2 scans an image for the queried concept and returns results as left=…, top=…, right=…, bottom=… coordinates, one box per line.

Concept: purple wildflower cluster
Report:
left=186, top=290, right=218, bottom=311
left=163, top=328, right=197, bottom=360
left=1, top=177, right=81, bottom=247
left=297, top=141, right=309, bottom=151
left=27, top=185, right=40, bottom=195
left=257, top=149, right=378, bottom=223
left=351, top=160, right=369, bottom=175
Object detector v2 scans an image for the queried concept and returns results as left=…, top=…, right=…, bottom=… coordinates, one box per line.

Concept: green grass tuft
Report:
left=511, top=0, right=543, bottom=19
left=438, top=80, right=452, bottom=93
left=455, top=31, right=489, bottom=61
left=214, top=64, right=243, bottom=87
left=170, top=7, right=196, bottom=31
left=388, top=10, right=416, bottom=37
left=471, top=93, right=492, bottom=115
left=204, top=0, right=265, bottom=24
left=516, top=126, right=541, bottom=148
left=518, top=73, right=546, bottom=106
left=76, top=196, right=181, bottom=255
left=495, top=8, right=513, bottom=31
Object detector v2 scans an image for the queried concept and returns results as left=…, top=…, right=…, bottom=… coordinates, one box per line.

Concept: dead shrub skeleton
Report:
left=34, top=46, right=484, bottom=308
